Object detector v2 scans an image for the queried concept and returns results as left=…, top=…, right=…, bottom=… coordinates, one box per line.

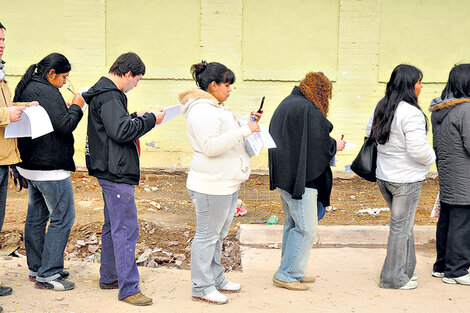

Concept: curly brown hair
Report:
left=299, top=72, right=332, bottom=117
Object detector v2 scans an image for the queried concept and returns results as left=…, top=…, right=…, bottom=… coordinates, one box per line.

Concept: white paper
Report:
left=155, top=104, right=181, bottom=127
left=77, top=86, right=91, bottom=112
left=243, top=123, right=276, bottom=156
left=344, top=141, right=358, bottom=149
left=5, top=106, right=53, bottom=139
left=259, top=124, right=277, bottom=149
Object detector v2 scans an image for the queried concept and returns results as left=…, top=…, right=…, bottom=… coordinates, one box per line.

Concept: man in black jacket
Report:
left=83, top=52, right=164, bottom=306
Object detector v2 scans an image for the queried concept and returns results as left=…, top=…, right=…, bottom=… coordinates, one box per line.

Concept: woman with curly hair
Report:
left=371, top=64, right=435, bottom=290
left=269, top=72, right=345, bottom=291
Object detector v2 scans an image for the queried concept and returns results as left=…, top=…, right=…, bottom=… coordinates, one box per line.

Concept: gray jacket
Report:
left=431, top=97, right=470, bottom=205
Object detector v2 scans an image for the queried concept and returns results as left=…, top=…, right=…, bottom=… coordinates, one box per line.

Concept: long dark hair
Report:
left=190, top=60, right=235, bottom=91
left=440, top=63, right=470, bottom=100
left=14, top=53, right=71, bottom=101
left=371, top=64, right=426, bottom=144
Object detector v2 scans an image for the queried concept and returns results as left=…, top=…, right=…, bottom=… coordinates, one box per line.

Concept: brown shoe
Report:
left=273, top=277, right=309, bottom=291
left=99, top=281, right=119, bottom=289
left=300, top=276, right=316, bottom=283
left=121, top=292, right=153, bottom=306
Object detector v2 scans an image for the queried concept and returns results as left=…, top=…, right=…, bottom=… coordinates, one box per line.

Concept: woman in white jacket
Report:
left=370, top=64, right=435, bottom=290
left=179, top=61, right=261, bottom=304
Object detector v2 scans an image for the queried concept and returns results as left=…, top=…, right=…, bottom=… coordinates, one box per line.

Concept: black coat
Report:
left=431, top=97, right=470, bottom=206
left=269, top=87, right=336, bottom=205
left=83, top=77, right=156, bottom=185
left=17, top=76, right=83, bottom=171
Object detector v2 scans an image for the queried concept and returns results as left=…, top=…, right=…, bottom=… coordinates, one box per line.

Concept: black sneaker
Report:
left=35, top=277, right=75, bottom=291
left=29, top=271, right=70, bottom=282
left=0, top=285, right=12, bottom=296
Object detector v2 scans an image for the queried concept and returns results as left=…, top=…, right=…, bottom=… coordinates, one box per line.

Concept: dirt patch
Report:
left=0, top=170, right=439, bottom=271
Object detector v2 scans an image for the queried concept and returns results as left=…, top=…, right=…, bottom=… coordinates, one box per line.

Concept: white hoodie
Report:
left=179, top=89, right=253, bottom=195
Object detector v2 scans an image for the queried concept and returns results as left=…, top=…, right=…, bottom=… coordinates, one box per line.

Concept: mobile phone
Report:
left=257, top=96, right=265, bottom=113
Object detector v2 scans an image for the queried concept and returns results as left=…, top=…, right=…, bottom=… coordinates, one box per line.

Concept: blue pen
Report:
left=252, top=96, right=265, bottom=121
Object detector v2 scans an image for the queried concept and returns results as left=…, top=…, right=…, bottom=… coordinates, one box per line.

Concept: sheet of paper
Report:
left=259, top=124, right=276, bottom=149
left=5, top=106, right=53, bottom=139
left=155, top=104, right=181, bottom=127
left=77, top=86, right=91, bottom=112
left=344, top=141, right=357, bottom=149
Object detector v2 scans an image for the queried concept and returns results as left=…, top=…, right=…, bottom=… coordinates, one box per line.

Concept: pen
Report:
left=341, top=134, right=344, bottom=140
left=67, top=87, right=76, bottom=95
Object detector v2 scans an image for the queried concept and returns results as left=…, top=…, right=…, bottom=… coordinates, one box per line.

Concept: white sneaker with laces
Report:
left=218, top=281, right=242, bottom=293
left=443, top=273, right=470, bottom=286
left=432, top=271, right=444, bottom=278
left=399, top=280, right=417, bottom=290
left=192, top=290, right=227, bottom=305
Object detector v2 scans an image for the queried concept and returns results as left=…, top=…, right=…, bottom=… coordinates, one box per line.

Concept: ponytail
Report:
left=13, top=64, right=36, bottom=102
left=190, top=60, right=235, bottom=91
left=14, top=53, right=71, bottom=101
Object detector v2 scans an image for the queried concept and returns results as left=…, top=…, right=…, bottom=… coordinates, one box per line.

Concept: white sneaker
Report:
left=399, top=280, right=418, bottom=290
left=192, top=290, right=227, bottom=304
left=432, top=271, right=444, bottom=278
left=411, top=273, right=418, bottom=281
left=443, top=273, right=470, bottom=286
left=218, top=281, right=242, bottom=293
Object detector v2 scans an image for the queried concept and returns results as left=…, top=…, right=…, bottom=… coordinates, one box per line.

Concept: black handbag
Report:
left=350, top=136, right=377, bottom=182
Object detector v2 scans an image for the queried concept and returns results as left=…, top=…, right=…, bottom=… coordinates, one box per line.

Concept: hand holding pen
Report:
left=66, top=87, right=85, bottom=108
left=337, top=134, right=346, bottom=151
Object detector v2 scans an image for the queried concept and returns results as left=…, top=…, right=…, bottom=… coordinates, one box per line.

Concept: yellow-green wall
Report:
left=3, top=0, right=469, bottom=171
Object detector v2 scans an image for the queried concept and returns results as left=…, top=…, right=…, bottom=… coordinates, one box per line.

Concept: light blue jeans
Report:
left=274, top=187, right=318, bottom=283
left=188, top=189, right=238, bottom=297
left=377, top=179, right=422, bottom=288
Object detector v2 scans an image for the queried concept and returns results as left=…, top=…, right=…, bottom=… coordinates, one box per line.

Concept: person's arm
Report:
left=188, top=105, right=254, bottom=157
left=46, top=91, right=84, bottom=136
left=100, top=99, right=156, bottom=143
left=456, top=107, right=470, bottom=157
left=403, top=110, right=435, bottom=166
left=0, top=107, right=10, bottom=125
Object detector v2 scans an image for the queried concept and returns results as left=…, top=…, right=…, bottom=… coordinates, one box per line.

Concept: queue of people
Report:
left=1, top=19, right=470, bottom=312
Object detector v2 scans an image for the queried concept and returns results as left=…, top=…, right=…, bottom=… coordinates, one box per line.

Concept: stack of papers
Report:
left=5, top=106, right=53, bottom=139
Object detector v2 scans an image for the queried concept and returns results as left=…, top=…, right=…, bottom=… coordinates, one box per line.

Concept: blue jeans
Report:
left=274, top=187, right=318, bottom=283
left=0, top=166, right=9, bottom=233
left=24, top=177, right=75, bottom=282
left=377, top=179, right=422, bottom=288
left=188, top=189, right=238, bottom=297
left=98, top=179, right=140, bottom=300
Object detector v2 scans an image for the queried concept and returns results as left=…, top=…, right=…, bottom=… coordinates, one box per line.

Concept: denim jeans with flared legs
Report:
left=377, top=179, right=422, bottom=288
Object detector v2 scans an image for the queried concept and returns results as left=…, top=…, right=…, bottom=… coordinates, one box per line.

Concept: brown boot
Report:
left=273, top=277, right=309, bottom=291
left=300, top=276, right=316, bottom=283
left=121, top=292, right=153, bottom=306
left=99, top=281, right=119, bottom=290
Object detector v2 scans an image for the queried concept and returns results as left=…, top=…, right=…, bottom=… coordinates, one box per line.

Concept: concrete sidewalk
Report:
left=1, top=247, right=468, bottom=312
left=240, top=224, right=437, bottom=246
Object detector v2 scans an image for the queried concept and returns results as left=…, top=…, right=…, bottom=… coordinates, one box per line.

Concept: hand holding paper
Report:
left=5, top=106, right=53, bottom=139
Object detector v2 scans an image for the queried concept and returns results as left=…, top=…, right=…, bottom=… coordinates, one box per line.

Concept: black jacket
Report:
left=431, top=97, right=470, bottom=206
left=17, top=76, right=83, bottom=171
left=269, top=87, right=336, bottom=205
left=83, top=77, right=156, bottom=185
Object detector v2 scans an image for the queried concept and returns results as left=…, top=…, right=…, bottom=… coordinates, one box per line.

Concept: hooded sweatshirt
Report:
left=179, top=89, right=252, bottom=195
left=83, top=77, right=156, bottom=185
left=430, top=96, right=470, bottom=205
